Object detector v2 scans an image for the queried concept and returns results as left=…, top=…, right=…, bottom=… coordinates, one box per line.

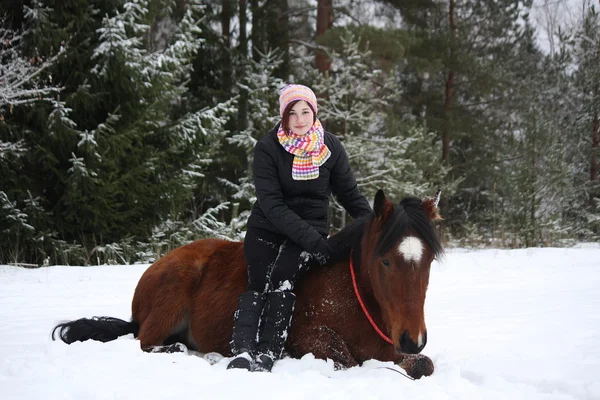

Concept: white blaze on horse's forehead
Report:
left=398, top=236, right=423, bottom=263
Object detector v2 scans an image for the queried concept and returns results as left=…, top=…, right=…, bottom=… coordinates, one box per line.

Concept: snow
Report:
left=1, top=247, right=599, bottom=400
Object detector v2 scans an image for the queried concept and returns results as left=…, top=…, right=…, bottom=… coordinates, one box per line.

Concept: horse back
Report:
left=131, top=239, right=246, bottom=333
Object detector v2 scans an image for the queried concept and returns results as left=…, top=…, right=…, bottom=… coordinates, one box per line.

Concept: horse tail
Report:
left=52, top=317, right=139, bottom=344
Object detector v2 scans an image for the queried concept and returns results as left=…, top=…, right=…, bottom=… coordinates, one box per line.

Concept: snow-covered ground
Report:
left=1, top=246, right=599, bottom=400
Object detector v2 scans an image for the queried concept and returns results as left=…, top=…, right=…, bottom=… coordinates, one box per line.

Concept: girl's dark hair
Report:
left=281, top=100, right=317, bottom=133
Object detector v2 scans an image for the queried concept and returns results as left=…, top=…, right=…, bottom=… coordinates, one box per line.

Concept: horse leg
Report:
left=290, top=325, right=358, bottom=370
left=143, top=342, right=188, bottom=354
left=137, top=309, right=189, bottom=353
left=376, top=345, right=434, bottom=379
left=393, top=353, right=434, bottom=379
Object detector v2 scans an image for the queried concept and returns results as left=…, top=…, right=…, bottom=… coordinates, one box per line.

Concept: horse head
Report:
left=359, top=189, right=443, bottom=355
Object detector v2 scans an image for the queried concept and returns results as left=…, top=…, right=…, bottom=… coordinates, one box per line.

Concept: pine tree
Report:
left=568, top=3, right=600, bottom=238
left=392, top=0, right=554, bottom=243
left=307, top=29, right=450, bottom=229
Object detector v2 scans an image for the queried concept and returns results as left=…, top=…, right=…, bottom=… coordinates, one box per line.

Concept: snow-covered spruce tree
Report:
left=0, top=1, right=63, bottom=111
left=498, top=3, right=600, bottom=246
left=223, top=50, right=285, bottom=238
left=0, top=0, right=77, bottom=264
left=569, top=4, right=600, bottom=238
left=1, top=0, right=235, bottom=264
left=82, top=0, right=237, bottom=261
left=500, top=72, right=578, bottom=247
left=386, top=0, right=555, bottom=245
left=463, top=20, right=544, bottom=247
left=0, top=191, right=34, bottom=264
left=307, top=29, right=449, bottom=230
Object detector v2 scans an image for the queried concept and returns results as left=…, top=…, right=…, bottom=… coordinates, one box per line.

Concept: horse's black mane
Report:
left=328, top=197, right=443, bottom=268
left=327, top=214, right=369, bottom=263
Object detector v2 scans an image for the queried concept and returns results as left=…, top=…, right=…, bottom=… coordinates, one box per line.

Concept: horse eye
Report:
left=382, top=259, right=391, bottom=267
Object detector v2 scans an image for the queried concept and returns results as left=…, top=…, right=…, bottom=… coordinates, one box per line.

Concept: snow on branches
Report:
left=0, top=5, right=63, bottom=111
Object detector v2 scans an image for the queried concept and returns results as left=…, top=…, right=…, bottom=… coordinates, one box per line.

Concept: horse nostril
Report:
left=421, top=330, right=427, bottom=350
left=399, top=330, right=422, bottom=354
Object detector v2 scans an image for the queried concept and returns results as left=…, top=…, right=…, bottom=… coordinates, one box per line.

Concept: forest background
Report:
left=1, top=0, right=599, bottom=266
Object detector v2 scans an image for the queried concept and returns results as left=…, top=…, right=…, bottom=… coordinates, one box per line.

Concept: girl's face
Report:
left=287, top=101, right=314, bottom=136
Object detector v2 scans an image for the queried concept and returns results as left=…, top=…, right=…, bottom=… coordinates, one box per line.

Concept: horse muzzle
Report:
left=396, top=330, right=427, bottom=354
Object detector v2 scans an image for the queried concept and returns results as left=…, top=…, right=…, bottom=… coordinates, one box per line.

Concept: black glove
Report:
left=311, top=237, right=334, bottom=266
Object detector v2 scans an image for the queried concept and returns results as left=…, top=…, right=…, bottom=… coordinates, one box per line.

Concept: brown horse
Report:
left=52, top=189, right=443, bottom=379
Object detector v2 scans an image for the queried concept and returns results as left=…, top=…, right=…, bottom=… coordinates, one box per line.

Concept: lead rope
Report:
left=349, top=252, right=417, bottom=381
left=349, top=255, right=416, bottom=381
left=377, top=366, right=416, bottom=381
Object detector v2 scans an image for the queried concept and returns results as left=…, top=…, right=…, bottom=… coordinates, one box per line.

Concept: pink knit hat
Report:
left=279, top=84, right=318, bottom=118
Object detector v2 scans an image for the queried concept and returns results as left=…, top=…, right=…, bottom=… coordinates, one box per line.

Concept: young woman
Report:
left=227, top=84, right=372, bottom=372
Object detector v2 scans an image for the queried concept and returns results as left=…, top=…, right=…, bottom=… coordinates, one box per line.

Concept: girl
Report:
left=228, top=84, right=372, bottom=372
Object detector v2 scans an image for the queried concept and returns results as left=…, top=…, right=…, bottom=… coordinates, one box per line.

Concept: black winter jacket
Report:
left=247, top=124, right=372, bottom=253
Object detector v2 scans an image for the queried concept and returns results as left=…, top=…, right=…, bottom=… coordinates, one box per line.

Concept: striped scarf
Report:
left=277, top=119, right=331, bottom=180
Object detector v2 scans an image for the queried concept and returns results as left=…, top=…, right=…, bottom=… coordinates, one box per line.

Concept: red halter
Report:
left=349, top=254, right=394, bottom=345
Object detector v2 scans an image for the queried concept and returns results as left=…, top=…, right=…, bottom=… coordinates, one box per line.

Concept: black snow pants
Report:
left=244, top=227, right=320, bottom=293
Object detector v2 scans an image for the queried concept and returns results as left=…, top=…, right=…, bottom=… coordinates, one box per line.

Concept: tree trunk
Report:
left=274, top=0, right=290, bottom=79
left=316, top=0, right=333, bottom=74
left=442, top=0, right=456, bottom=165
left=239, top=0, right=247, bottom=53
left=591, top=112, right=599, bottom=209
left=438, top=0, right=456, bottom=242
left=221, top=0, right=233, bottom=93
left=530, top=133, right=537, bottom=247
left=238, top=0, right=248, bottom=132
left=248, top=0, right=289, bottom=79
left=221, top=0, right=231, bottom=43
left=250, top=0, right=263, bottom=61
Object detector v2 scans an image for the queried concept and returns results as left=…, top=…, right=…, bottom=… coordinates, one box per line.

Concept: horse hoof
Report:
left=142, top=342, right=188, bottom=353
left=162, top=343, right=188, bottom=353
left=398, top=354, right=434, bottom=379
left=203, top=352, right=224, bottom=365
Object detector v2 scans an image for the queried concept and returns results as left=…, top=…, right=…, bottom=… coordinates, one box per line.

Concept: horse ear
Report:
left=423, top=188, right=443, bottom=221
left=374, top=189, right=394, bottom=222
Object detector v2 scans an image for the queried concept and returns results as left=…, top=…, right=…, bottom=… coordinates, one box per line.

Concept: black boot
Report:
left=254, top=291, right=296, bottom=372
left=227, top=290, right=265, bottom=370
